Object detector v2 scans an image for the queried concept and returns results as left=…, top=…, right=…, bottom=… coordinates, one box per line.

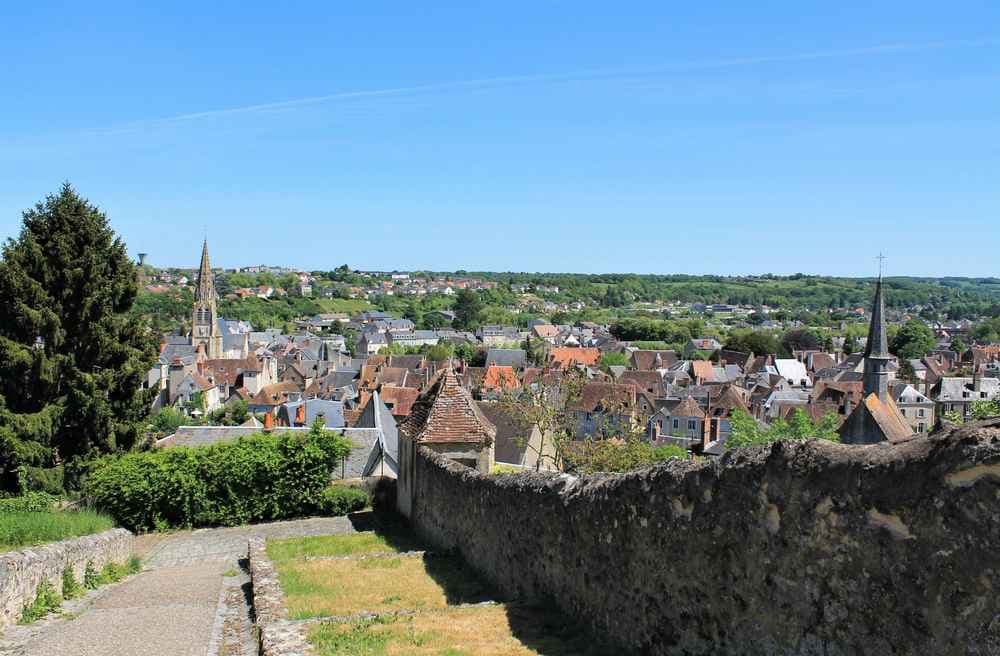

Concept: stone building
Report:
left=191, top=240, right=223, bottom=359
left=839, top=277, right=913, bottom=444
left=398, top=368, right=496, bottom=473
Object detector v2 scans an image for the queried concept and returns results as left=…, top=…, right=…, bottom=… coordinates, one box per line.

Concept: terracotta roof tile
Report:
left=548, top=347, right=601, bottom=369
left=482, top=365, right=519, bottom=391
left=399, top=369, right=496, bottom=444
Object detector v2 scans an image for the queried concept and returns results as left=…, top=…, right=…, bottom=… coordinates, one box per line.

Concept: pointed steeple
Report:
left=191, top=240, right=222, bottom=358
left=864, top=277, right=890, bottom=360
left=862, top=274, right=891, bottom=400
left=196, top=240, right=215, bottom=302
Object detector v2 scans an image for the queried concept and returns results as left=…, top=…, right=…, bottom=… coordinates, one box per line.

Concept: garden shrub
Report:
left=0, top=491, right=58, bottom=513
left=83, top=425, right=353, bottom=531
left=317, top=485, right=369, bottom=517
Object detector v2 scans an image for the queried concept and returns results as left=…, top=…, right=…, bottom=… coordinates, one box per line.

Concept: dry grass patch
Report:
left=308, top=605, right=616, bottom=656
left=278, top=555, right=493, bottom=619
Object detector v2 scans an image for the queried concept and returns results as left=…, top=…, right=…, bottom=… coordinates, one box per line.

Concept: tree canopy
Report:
left=0, top=184, right=156, bottom=492
left=890, top=319, right=936, bottom=360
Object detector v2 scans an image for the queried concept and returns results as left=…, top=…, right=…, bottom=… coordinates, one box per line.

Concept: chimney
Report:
left=295, top=404, right=306, bottom=427
left=263, top=412, right=274, bottom=433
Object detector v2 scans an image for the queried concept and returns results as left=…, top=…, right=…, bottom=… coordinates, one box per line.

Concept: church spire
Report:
left=864, top=276, right=890, bottom=360
left=196, top=239, right=215, bottom=302
left=862, top=269, right=891, bottom=400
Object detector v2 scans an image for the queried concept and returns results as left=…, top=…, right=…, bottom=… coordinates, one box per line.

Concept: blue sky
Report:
left=0, top=2, right=998, bottom=276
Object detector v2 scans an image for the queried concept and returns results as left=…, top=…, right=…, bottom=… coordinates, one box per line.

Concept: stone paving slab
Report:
left=0, top=516, right=357, bottom=656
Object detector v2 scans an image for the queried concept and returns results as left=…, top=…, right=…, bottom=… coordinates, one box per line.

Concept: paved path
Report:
left=0, top=517, right=355, bottom=656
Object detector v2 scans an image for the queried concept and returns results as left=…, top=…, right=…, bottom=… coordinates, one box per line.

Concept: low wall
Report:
left=247, top=537, right=315, bottom=656
left=407, top=420, right=1000, bottom=655
left=0, top=528, right=133, bottom=630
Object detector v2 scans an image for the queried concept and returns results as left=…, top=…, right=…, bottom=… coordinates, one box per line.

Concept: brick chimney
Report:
left=295, top=404, right=306, bottom=427
left=263, top=412, right=273, bottom=433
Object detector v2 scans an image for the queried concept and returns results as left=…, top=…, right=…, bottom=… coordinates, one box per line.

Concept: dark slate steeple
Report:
left=862, top=276, right=891, bottom=400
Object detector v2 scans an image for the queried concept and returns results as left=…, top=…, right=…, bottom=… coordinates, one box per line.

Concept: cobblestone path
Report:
left=0, top=517, right=355, bottom=656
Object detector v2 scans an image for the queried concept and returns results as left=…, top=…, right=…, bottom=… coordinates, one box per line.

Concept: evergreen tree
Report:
left=0, top=184, right=156, bottom=492
left=453, top=288, right=483, bottom=331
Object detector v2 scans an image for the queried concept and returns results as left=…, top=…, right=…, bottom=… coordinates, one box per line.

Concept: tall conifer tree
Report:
left=0, top=183, right=156, bottom=491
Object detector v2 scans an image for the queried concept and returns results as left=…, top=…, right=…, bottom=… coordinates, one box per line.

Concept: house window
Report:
left=900, top=408, right=906, bottom=417
left=673, top=418, right=679, bottom=430
left=687, top=419, right=696, bottom=431
left=918, top=423, right=926, bottom=433
left=918, top=409, right=925, bottom=418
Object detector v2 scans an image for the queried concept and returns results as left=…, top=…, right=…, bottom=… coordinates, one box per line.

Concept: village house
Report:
left=398, top=368, right=496, bottom=473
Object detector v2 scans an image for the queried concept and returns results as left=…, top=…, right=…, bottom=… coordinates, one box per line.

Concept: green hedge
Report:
left=317, top=485, right=369, bottom=516
left=83, top=428, right=353, bottom=532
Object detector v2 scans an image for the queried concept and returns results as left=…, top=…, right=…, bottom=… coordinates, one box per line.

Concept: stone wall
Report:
left=0, top=528, right=133, bottom=630
left=406, top=420, right=1000, bottom=655
left=247, top=537, right=315, bottom=656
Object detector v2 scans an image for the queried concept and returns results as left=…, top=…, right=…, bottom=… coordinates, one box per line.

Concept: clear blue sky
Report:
left=1, top=2, right=998, bottom=276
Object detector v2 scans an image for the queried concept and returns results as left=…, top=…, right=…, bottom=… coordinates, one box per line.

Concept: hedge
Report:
left=317, top=485, right=369, bottom=516
left=83, top=427, right=353, bottom=532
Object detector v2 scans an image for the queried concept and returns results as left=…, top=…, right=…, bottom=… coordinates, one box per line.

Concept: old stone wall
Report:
left=407, top=420, right=1000, bottom=655
left=0, top=528, right=133, bottom=630
left=247, top=537, right=315, bottom=656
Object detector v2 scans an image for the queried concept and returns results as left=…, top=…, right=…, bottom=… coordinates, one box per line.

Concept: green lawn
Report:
left=315, top=298, right=374, bottom=314
left=266, top=530, right=422, bottom=564
left=0, top=510, right=115, bottom=552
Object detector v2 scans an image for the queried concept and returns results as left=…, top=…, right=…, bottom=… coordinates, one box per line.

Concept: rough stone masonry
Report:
left=404, top=419, right=1000, bottom=655
left=0, top=528, right=134, bottom=630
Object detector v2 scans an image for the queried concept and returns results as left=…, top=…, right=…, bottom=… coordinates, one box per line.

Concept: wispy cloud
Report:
left=72, top=36, right=1000, bottom=134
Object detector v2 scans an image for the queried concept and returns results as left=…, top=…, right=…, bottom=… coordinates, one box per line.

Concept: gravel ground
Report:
left=0, top=516, right=355, bottom=656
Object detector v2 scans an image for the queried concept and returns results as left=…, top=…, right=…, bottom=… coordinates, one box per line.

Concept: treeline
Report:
left=453, top=272, right=1000, bottom=315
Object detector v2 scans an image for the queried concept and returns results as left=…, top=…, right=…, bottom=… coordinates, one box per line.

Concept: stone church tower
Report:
left=191, top=240, right=223, bottom=359
left=839, top=276, right=912, bottom=445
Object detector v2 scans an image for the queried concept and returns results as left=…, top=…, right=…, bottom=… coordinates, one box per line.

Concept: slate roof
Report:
left=160, top=343, right=197, bottom=365
left=399, top=369, right=496, bottom=444
left=934, top=377, right=1000, bottom=402
left=476, top=402, right=529, bottom=465
left=279, top=399, right=345, bottom=428
left=717, top=349, right=752, bottom=369
left=486, top=348, right=528, bottom=369
left=156, top=426, right=262, bottom=448
left=387, top=355, right=426, bottom=371
left=306, top=370, right=360, bottom=399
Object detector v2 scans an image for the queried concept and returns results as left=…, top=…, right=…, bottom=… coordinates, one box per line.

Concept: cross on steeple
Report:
left=876, top=252, right=887, bottom=279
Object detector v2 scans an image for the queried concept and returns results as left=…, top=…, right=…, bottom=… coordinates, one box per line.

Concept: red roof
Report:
left=482, top=365, right=519, bottom=391
left=379, top=385, right=420, bottom=417
left=548, top=347, right=601, bottom=370
left=399, top=369, right=496, bottom=444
